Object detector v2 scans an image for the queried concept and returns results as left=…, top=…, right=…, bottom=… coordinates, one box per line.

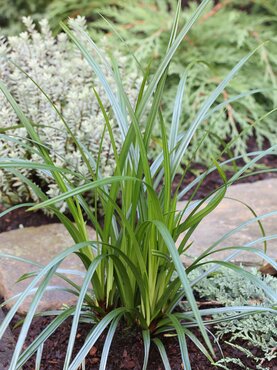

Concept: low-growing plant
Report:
left=189, top=267, right=277, bottom=369
left=0, top=0, right=276, bottom=369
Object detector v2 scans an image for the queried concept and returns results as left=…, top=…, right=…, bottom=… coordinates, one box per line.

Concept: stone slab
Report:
left=177, top=179, right=277, bottom=265
left=0, top=224, right=95, bottom=314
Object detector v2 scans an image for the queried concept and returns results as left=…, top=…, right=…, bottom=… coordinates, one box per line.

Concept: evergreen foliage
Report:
left=91, top=0, right=277, bottom=164
left=0, top=0, right=116, bottom=36
left=0, top=0, right=49, bottom=36
left=1, top=1, right=276, bottom=166
left=191, top=267, right=277, bottom=369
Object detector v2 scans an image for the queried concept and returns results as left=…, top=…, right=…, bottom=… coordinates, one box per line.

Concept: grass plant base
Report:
left=8, top=313, right=274, bottom=370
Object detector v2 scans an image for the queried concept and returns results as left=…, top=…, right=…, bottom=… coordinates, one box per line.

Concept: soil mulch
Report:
left=9, top=313, right=275, bottom=370
left=0, top=206, right=58, bottom=233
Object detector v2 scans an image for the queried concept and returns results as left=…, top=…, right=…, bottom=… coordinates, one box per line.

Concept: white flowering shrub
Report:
left=0, top=17, right=140, bottom=211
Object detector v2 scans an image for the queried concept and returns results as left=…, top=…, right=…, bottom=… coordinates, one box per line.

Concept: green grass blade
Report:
left=9, top=264, right=59, bottom=368
left=152, top=338, right=171, bottom=370
left=167, top=314, right=191, bottom=370
left=189, top=210, right=277, bottom=272
left=0, top=241, right=94, bottom=341
left=185, top=329, right=214, bottom=363
left=172, top=46, right=264, bottom=176
left=136, top=0, right=210, bottom=119
left=152, top=220, right=214, bottom=356
left=35, top=343, right=44, bottom=370
left=99, top=315, right=122, bottom=370
left=169, top=73, right=187, bottom=153
left=28, top=176, right=138, bottom=211
left=68, top=308, right=127, bottom=370
left=60, top=22, right=129, bottom=140
left=17, top=307, right=75, bottom=368
left=142, top=329, right=151, bottom=370
left=63, top=255, right=107, bottom=369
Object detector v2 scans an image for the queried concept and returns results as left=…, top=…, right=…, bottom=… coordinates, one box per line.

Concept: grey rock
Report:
left=177, top=179, right=277, bottom=266
left=0, top=224, right=95, bottom=314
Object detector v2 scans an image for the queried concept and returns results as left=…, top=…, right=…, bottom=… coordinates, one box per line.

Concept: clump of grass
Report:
left=0, top=1, right=276, bottom=369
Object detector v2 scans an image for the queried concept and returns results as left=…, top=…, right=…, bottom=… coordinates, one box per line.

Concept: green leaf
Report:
left=152, top=338, right=171, bottom=370
left=152, top=220, right=214, bottom=356
left=68, top=308, right=127, bottom=370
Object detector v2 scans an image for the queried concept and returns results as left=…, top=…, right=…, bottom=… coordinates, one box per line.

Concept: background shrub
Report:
left=1, top=1, right=276, bottom=166
left=91, top=0, right=277, bottom=163
left=0, top=17, right=139, bottom=209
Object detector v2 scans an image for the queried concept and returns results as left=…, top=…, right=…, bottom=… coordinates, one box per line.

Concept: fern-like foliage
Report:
left=191, top=267, right=277, bottom=369
left=91, top=0, right=277, bottom=166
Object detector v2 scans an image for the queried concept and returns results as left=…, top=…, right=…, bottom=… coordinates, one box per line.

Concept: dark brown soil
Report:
left=0, top=206, right=58, bottom=233
left=10, top=314, right=276, bottom=370
left=173, top=152, right=277, bottom=200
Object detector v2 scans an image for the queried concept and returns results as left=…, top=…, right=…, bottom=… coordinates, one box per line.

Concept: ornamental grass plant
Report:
left=0, top=0, right=276, bottom=369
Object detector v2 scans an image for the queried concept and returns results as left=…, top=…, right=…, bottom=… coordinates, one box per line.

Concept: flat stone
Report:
left=0, top=224, right=95, bottom=314
left=0, top=308, right=15, bottom=369
left=177, top=179, right=277, bottom=266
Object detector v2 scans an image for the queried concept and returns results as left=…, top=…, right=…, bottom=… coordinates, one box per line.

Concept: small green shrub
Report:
left=0, top=1, right=276, bottom=369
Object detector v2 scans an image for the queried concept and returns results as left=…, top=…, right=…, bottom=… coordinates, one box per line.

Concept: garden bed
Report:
left=0, top=303, right=272, bottom=370
left=0, top=2, right=276, bottom=368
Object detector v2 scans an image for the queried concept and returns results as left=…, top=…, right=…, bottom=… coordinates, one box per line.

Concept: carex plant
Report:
left=0, top=1, right=276, bottom=369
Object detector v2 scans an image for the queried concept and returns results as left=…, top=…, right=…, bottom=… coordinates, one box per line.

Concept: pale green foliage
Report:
left=0, top=17, right=140, bottom=209
left=92, top=0, right=277, bottom=164
left=192, top=267, right=277, bottom=368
